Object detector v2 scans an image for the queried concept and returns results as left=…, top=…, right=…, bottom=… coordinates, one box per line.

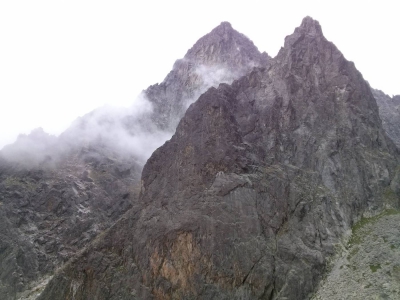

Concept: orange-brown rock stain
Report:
left=150, top=232, right=211, bottom=299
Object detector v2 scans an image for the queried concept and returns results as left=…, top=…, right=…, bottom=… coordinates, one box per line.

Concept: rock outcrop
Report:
left=37, top=17, right=400, bottom=300
left=372, top=89, right=400, bottom=148
left=0, top=22, right=268, bottom=299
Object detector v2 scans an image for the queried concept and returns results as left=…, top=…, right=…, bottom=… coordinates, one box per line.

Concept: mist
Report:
left=61, top=92, right=173, bottom=164
left=178, top=61, right=262, bottom=114
left=0, top=128, right=59, bottom=168
left=59, top=62, right=254, bottom=166
left=0, top=53, right=263, bottom=169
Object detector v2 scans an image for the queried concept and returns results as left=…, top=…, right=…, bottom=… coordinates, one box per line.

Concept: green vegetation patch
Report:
left=349, top=209, right=400, bottom=246
left=370, top=264, right=381, bottom=273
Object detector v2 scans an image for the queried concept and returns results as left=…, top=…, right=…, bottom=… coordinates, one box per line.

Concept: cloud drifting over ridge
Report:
left=60, top=92, right=174, bottom=163
left=0, top=53, right=265, bottom=168
left=0, top=93, right=173, bottom=168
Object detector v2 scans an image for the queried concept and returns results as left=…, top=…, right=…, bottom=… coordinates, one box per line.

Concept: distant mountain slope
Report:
left=38, top=17, right=400, bottom=300
left=0, top=22, right=268, bottom=299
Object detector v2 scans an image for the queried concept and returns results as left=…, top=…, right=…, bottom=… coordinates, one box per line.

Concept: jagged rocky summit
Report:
left=0, top=22, right=268, bottom=299
left=36, top=17, right=400, bottom=300
left=145, top=21, right=269, bottom=131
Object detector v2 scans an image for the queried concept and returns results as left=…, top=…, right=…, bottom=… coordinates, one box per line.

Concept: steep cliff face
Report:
left=38, top=17, right=400, bottom=300
left=0, top=22, right=268, bottom=299
left=372, top=89, right=400, bottom=148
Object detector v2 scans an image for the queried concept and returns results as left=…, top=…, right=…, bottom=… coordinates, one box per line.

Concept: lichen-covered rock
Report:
left=38, top=17, right=400, bottom=300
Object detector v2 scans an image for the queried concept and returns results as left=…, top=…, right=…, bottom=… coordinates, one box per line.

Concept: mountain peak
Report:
left=188, top=21, right=245, bottom=50
left=144, top=20, right=269, bottom=132
left=184, top=21, right=266, bottom=65
left=299, top=16, right=323, bottom=36
left=220, top=21, right=232, bottom=27
left=283, top=16, right=324, bottom=49
left=212, top=21, right=233, bottom=34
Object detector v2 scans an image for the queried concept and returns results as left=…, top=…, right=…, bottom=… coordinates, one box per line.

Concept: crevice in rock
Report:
left=242, top=253, right=265, bottom=285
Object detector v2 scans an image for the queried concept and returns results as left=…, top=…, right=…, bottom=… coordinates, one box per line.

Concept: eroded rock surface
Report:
left=38, top=17, right=400, bottom=300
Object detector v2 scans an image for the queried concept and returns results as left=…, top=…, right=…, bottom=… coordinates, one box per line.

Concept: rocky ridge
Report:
left=37, top=17, right=400, bottom=300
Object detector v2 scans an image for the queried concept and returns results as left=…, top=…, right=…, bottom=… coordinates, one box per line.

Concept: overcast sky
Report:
left=0, top=0, right=399, bottom=149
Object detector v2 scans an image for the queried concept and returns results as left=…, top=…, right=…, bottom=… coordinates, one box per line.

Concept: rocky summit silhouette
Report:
left=0, top=22, right=267, bottom=299
left=34, top=17, right=400, bottom=300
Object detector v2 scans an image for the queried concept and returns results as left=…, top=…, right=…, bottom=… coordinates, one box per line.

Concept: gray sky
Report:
left=1, top=0, right=399, bottom=149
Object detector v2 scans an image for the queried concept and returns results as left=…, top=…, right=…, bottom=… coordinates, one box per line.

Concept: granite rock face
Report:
left=0, top=23, right=268, bottom=299
left=37, top=17, right=400, bottom=300
left=0, top=146, right=141, bottom=299
left=372, top=89, right=400, bottom=148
